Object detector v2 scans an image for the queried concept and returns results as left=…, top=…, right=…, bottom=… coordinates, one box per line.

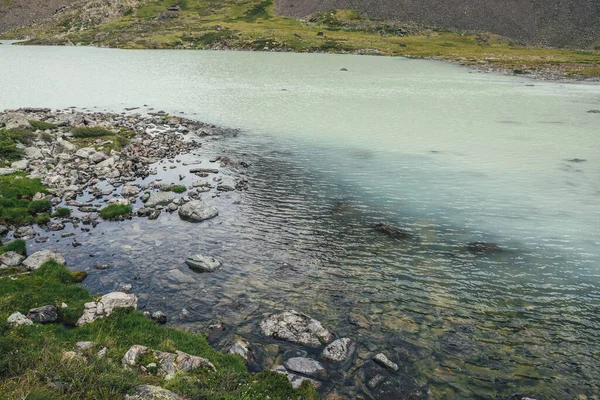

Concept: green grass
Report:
left=71, top=126, right=115, bottom=138
left=0, top=128, right=37, bottom=163
left=170, top=185, right=187, bottom=193
left=0, top=239, right=27, bottom=256
left=29, top=120, right=58, bottom=131
left=52, top=207, right=72, bottom=218
left=0, top=173, right=51, bottom=225
left=0, top=261, right=318, bottom=399
left=99, top=204, right=133, bottom=220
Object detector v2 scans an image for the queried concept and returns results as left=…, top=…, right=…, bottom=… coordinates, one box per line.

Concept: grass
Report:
left=170, top=185, right=187, bottom=193
left=71, top=126, right=115, bottom=138
left=0, top=239, right=27, bottom=255
left=0, top=261, right=318, bottom=399
left=0, top=128, right=37, bottom=163
left=71, top=126, right=134, bottom=151
left=52, top=207, right=72, bottom=218
left=29, top=120, right=58, bottom=131
left=99, top=204, right=133, bottom=220
left=0, top=172, right=52, bottom=225
left=1, top=1, right=599, bottom=78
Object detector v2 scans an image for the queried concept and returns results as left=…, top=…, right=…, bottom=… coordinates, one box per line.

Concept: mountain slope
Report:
left=0, top=0, right=78, bottom=33
left=276, top=0, right=600, bottom=49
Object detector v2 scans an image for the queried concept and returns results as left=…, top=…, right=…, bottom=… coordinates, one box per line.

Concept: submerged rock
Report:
left=467, top=242, right=501, bottom=254
left=259, top=310, right=333, bottom=347
left=27, top=305, right=58, bottom=323
left=374, top=222, right=411, bottom=239
left=373, top=353, right=398, bottom=371
left=228, top=339, right=254, bottom=364
left=178, top=200, right=218, bottom=222
left=125, top=385, right=183, bottom=400
left=22, top=250, right=65, bottom=270
left=322, top=338, right=355, bottom=364
left=284, top=357, right=327, bottom=379
left=185, top=254, right=221, bottom=273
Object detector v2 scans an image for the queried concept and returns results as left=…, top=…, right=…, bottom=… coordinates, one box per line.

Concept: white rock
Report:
left=0, top=251, right=25, bottom=267
left=374, top=353, right=399, bottom=371
left=7, top=311, right=33, bottom=327
left=322, top=338, right=355, bottom=363
left=22, top=250, right=65, bottom=270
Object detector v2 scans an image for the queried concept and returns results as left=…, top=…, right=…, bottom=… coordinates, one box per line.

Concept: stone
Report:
left=374, top=353, right=398, bottom=371
left=55, top=139, right=77, bottom=154
left=7, top=311, right=33, bottom=327
left=284, top=357, right=327, bottom=379
left=75, top=341, right=94, bottom=352
left=178, top=200, right=218, bottom=222
left=14, top=225, right=34, bottom=238
left=22, top=250, right=65, bottom=270
left=186, top=254, right=221, bottom=273
left=96, top=347, right=108, bottom=358
left=89, top=152, right=108, bottom=164
left=0, top=112, right=30, bottom=129
left=259, top=310, right=333, bottom=347
left=374, top=222, right=410, bottom=239
left=0, top=251, right=25, bottom=267
left=151, top=311, right=167, bottom=324
left=0, top=168, right=17, bottom=176
left=27, top=305, right=58, bottom=323
left=77, top=292, right=138, bottom=326
left=75, top=148, right=96, bottom=159
left=122, top=345, right=148, bottom=366
left=322, top=338, right=355, bottom=364
left=271, top=365, right=320, bottom=389
left=125, top=385, right=183, bottom=400
left=228, top=339, right=253, bottom=363
left=349, top=313, right=371, bottom=328
left=24, top=147, right=43, bottom=159
left=11, top=160, right=28, bottom=170
left=121, top=185, right=140, bottom=197
left=467, top=242, right=501, bottom=253
left=145, top=191, right=175, bottom=208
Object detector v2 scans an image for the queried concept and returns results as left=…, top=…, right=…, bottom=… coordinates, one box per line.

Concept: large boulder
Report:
left=145, top=192, right=175, bottom=208
left=185, top=254, right=221, bottom=273
left=22, top=250, right=65, bottom=270
left=27, top=305, right=58, bottom=323
left=0, top=251, right=25, bottom=267
left=322, top=338, right=355, bottom=364
left=178, top=200, right=218, bottom=222
left=125, top=385, right=183, bottom=400
left=77, top=292, right=138, bottom=326
left=259, top=310, right=333, bottom=347
left=0, top=112, right=30, bottom=129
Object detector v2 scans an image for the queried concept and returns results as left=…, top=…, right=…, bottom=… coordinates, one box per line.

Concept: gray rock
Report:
left=271, top=365, right=320, bottom=389
left=121, top=185, right=140, bottom=197
left=27, top=305, right=58, bottom=323
left=24, top=147, right=43, bottom=159
left=0, top=112, right=30, bottom=129
left=89, top=152, right=108, bottom=164
left=0, top=168, right=17, bottom=176
left=0, top=224, right=8, bottom=236
left=14, top=225, right=34, bottom=238
left=322, top=338, right=355, bottom=364
left=145, top=192, right=175, bottom=208
left=7, top=311, right=33, bottom=327
left=75, top=148, right=96, bottom=159
left=22, top=250, right=65, bottom=270
left=178, top=200, right=218, bottom=222
left=151, top=311, right=167, bottom=324
left=96, top=347, right=108, bottom=358
left=228, top=339, right=253, bottom=363
left=55, top=139, right=77, bottom=154
left=284, top=357, right=327, bottom=379
left=259, top=310, right=333, bottom=347
left=0, top=251, right=25, bottom=267
left=125, top=385, right=183, bottom=400
left=11, top=159, right=28, bottom=170
left=77, top=292, right=138, bottom=326
left=122, top=345, right=148, bottom=366
left=374, top=353, right=399, bottom=371
left=185, top=254, right=221, bottom=273
left=75, top=341, right=94, bottom=352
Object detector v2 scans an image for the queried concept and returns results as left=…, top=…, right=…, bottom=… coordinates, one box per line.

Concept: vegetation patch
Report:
left=0, top=261, right=318, bottom=399
left=99, top=204, right=133, bottom=220
left=52, top=207, right=72, bottom=218
left=170, top=185, right=187, bottom=193
left=0, top=239, right=27, bottom=256
left=0, top=172, right=51, bottom=225
left=29, top=120, right=58, bottom=131
left=0, top=128, right=38, bottom=163
left=71, top=126, right=115, bottom=138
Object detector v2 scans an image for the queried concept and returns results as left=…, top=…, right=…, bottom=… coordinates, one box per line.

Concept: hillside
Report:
left=276, top=0, right=600, bottom=49
left=0, top=0, right=77, bottom=34
left=1, top=0, right=600, bottom=80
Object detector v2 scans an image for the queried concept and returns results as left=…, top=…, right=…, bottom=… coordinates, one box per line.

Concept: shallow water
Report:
left=1, top=44, right=600, bottom=398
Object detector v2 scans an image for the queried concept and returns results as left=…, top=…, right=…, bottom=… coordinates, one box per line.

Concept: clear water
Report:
left=1, top=43, right=600, bottom=398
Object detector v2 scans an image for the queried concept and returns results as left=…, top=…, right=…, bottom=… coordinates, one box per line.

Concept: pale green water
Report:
left=1, top=44, right=600, bottom=398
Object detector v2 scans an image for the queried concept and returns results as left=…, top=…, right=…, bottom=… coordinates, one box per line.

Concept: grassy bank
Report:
left=0, top=173, right=53, bottom=226
left=1, top=1, right=599, bottom=79
left=0, top=257, right=318, bottom=399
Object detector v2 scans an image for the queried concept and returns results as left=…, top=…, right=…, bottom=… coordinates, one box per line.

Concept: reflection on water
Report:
left=1, top=44, right=599, bottom=398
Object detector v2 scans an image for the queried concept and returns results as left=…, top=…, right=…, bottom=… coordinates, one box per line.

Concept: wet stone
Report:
left=284, top=357, right=327, bottom=379
left=259, top=310, right=333, bottom=348
left=322, top=338, right=355, bottom=364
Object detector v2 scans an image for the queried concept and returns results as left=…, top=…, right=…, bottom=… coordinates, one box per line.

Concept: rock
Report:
left=374, top=353, right=398, bottom=372
left=284, top=357, right=327, bottom=379
left=151, top=311, right=167, bottom=324
left=22, top=250, right=65, bottom=270
left=55, top=139, right=77, bottom=154
left=349, top=313, right=371, bottom=328
left=272, top=365, right=320, bottom=389
left=0, top=168, right=17, bottom=176
left=467, top=242, right=501, bottom=253
left=0, top=251, right=25, bottom=267
left=27, top=305, right=58, bottom=323
left=47, top=222, right=65, bottom=231
left=62, top=351, right=86, bottom=362
left=75, top=147, right=96, bottom=159
left=0, top=112, right=30, bottom=129
left=118, top=283, right=133, bottom=293
left=259, top=310, right=333, bottom=347
left=228, top=339, right=253, bottom=363
left=122, top=185, right=140, bottom=197
left=126, top=385, right=183, bottom=400
left=122, top=345, right=148, bottom=366
left=322, top=338, right=355, bottom=364
left=96, top=347, right=108, bottom=358
left=374, top=222, right=410, bottom=239
left=77, top=292, right=138, bottom=326
left=172, top=350, right=216, bottom=372
left=14, top=225, right=34, bottom=238
left=89, top=152, right=108, bottom=164
left=7, top=311, right=33, bottom=327
left=185, top=254, right=221, bottom=273
left=145, top=191, right=175, bottom=208
left=75, top=341, right=94, bottom=352
left=11, top=159, right=28, bottom=170
left=178, top=200, right=218, bottom=222
left=93, top=263, right=110, bottom=270
left=24, top=147, right=43, bottom=159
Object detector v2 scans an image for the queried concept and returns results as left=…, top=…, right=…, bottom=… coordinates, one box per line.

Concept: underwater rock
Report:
left=467, top=242, right=501, bottom=254
left=374, top=222, right=411, bottom=239
left=322, top=338, right=355, bottom=364
left=186, top=254, right=221, bottom=273
left=284, top=357, right=327, bottom=379
left=373, top=353, right=398, bottom=371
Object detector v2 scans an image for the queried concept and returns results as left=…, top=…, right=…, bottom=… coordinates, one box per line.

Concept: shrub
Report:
left=52, top=207, right=71, bottom=218
left=35, top=213, right=51, bottom=225
left=99, top=204, right=132, bottom=220
left=71, top=126, right=114, bottom=138
left=28, top=120, right=58, bottom=131
left=40, top=132, right=54, bottom=143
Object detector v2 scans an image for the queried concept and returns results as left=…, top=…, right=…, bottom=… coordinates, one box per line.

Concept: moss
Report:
left=28, top=120, right=58, bottom=131
left=0, top=239, right=27, bottom=256
left=71, top=126, right=115, bottom=138
left=70, top=271, right=88, bottom=283
left=52, top=207, right=72, bottom=218
left=99, top=204, right=133, bottom=220
left=0, top=261, right=317, bottom=399
left=170, top=185, right=186, bottom=193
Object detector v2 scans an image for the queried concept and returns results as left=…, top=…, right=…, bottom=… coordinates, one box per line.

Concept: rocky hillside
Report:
left=276, top=0, right=600, bottom=49
left=0, top=0, right=75, bottom=33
